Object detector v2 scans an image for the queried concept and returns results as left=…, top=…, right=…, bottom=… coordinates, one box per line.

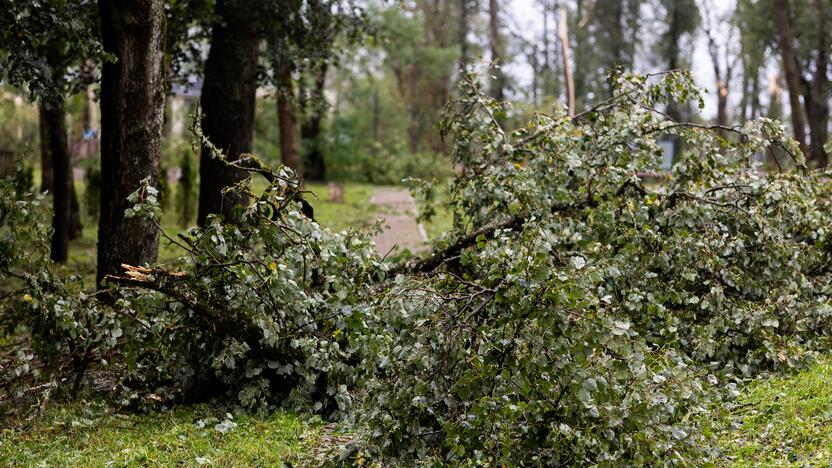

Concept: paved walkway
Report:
left=370, top=188, right=428, bottom=256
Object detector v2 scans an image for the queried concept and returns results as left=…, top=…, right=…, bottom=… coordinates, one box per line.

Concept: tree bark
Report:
left=41, top=99, right=70, bottom=263
left=804, top=0, right=829, bottom=167
left=97, top=0, right=165, bottom=286
left=573, top=0, right=588, bottom=111
left=773, top=0, right=809, bottom=158
left=69, top=179, right=82, bottom=240
left=488, top=0, right=505, bottom=101
left=277, top=62, right=303, bottom=178
left=458, top=0, right=471, bottom=72
left=600, top=0, right=625, bottom=97
left=559, top=8, right=575, bottom=116
left=197, top=0, right=260, bottom=225
left=39, top=108, right=54, bottom=194
left=704, top=15, right=731, bottom=136
left=301, top=64, right=327, bottom=182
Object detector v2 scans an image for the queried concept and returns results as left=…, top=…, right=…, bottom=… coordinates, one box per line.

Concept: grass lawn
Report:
left=6, top=359, right=832, bottom=465
left=707, top=356, right=832, bottom=466
left=304, top=182, right=380, bottom=231
left=0, top=401, right=332, bottom=466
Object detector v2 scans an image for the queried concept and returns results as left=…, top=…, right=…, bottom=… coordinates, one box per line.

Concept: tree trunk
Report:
left=601, top=0, right=625, bottom=97
left=488, top=0, right=505, bottom=101
left=301, top=65, right=327, bottom=182
left=458, top=0, right=470, bottom=72
left=69, top=178, right=82, bottom=240
left=97, top=0, right=165, bottom=286
left=39, top=108, right=54, bottom=194
left=805, top=0, right=829, bottom=167
left=559, top=8, right=575, bottom=116
left=772, top=0, right=809, bottom=158
left=716, top=84, right=729, bottom=129
left=277, top=62, right=303, bottom=178
left=573, top=0, right=588, bottom=111
left=750, top=70, right=761, bottom=120
left=41, top=99, right=70, bottom=263
left=197, top=0, right=260, bottom=225
left=663, top=0, right=685, bottom=156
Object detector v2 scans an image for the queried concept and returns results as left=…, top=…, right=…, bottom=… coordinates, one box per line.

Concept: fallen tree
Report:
left=3, top=71, right=832, bottom=464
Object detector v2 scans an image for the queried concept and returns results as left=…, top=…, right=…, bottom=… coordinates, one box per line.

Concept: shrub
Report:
left=0, top=169, right=118, bottom=401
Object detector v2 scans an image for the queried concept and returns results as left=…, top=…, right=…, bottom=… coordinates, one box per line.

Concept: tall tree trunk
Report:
left=41, top=99, right=70, bottom=263
left=97, top=0, right=165, bottom=286
left=39, top=108, right=54, bottom=194
left=559, top=8, right=575, bottom=116
left=69, top=178, right=82, bottom=240
left=573, top=0, right=588, bottom=111
left=705, top=24, right=730, bottom=135
left=772, top=0, right=809, bottom=158
left=664, top=0, right=683, bottom=121
left=197, top=0, right=260, bottom=225
left=739, top=57, right=750, bottom=123
left=301, top=64, right=327, bottom=182
left=601, top=0, right=625, bottom=97
left=804, top=0, right=829, bottom=167
left=663, top=0, right=685, bottom=157
left=488, top=0, right=505, bottom=101
left=750, top=70, right=761, bottom=119
left=277, top=62, right=303, bottom=178
left=69, top=83, right=91, bottom=239
left=716, top=84, right=729, bottom=129
left=458, top=0, right=471, bottom=72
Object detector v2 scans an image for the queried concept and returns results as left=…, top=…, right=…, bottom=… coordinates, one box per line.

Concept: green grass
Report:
left=0, top=401, right=327, bottom=466
left=707, top=356, right=832, bottom=466
left=304, top=182, right=379, bottom=231
left=421, top=197, right=453, bottom=240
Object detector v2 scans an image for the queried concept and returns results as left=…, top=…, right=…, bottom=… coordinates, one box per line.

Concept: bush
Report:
left=0, top=169, right=118, bottom=401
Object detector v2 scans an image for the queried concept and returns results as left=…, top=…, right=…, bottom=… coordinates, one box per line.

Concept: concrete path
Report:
left=370, top=188, right=428, bottom=256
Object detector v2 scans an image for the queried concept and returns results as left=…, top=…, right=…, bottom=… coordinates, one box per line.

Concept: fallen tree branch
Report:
left=389, top=198, right=597, bottom=276
left=105, top=265, right=267, bottom=351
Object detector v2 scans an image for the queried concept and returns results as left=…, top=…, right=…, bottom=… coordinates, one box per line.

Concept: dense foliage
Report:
left=3, top=72, right=832, bottom=465
left=0, top=170, right=116, bottom=398
left=355, top=72, right=832, bottom=464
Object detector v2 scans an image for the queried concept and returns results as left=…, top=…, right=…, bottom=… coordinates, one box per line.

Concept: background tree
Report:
left=701, top=0, right=739, bottom=134
left=656, top=0, right=700, bottom=122
left=488, top=0, right=506, bottom=101
left=0, top=0, right=102, bottom=262
left=736, top=0, right=770, bottom=123
left=378, top=4, right=459, bottom=154
left=197, top=0, right=264, bottom=225
left=773, top=0, right=809, bottom=158
left=96, top=0, right=166, bottom=284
